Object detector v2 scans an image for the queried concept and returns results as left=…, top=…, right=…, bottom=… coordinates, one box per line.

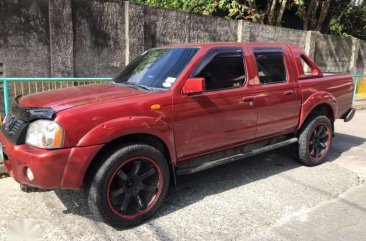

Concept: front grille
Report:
left=1, top=98, right=54, bottom=145
left=3, top=114, right=25, bottom=136
left=1, top=112, right=28, bottom=144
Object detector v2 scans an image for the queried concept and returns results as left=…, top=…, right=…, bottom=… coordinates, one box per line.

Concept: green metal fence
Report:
left=0, top=75, right=365, bottom=124
left=0, top=78, right=112, bottom=123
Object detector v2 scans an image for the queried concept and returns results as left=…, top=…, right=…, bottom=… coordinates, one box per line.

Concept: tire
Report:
left=85, top=143, right=170, bottom=228
left=294, top=115, right=333, bottom=166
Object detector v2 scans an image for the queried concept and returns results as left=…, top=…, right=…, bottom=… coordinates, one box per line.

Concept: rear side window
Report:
left=253, top=48, right=287, bottom=84
left=300, top=57, right=311, bottom=74
left=194, top=50, right=246, bottom=91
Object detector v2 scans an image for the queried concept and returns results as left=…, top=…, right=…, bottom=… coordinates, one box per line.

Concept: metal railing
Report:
left=0, top=75, right=365, bottom=124
left=0, top=78, right=112, bottom=123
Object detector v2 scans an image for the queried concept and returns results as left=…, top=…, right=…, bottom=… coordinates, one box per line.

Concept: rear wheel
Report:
left=85, top=143, right=170, bottom=228
left=295, top=115, right=333, bottom=166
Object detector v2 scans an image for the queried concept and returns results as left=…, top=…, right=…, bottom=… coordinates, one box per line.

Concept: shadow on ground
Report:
left=54, top=132, right=366, bottom=227
left=329, top=133, right=366, bottom=159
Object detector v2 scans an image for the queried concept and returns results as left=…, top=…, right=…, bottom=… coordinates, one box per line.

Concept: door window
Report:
left=193, top=49, right=246, bottom=91
left=253, top=48, right=287, bottom=84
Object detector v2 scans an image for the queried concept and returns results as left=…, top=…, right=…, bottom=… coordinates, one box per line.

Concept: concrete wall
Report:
left=49, top=0, right=74, bottom=77
left=72, top=0, right=126, bottom=77
left=0, top=0, right=50, bottom=77
left=356, top=40, right=366, bottom=74
left=311, top=32, right=354, bottom=73
left=138, top=6, right=360, bottom=74
left=0, top=0, right=365, bottom=79
left=245, top=22, right=307, bottom=50
left=142, top=5, right=237, bottom=49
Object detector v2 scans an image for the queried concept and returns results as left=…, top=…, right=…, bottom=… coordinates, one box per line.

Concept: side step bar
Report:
left=176, top=137, right=298, bottom=175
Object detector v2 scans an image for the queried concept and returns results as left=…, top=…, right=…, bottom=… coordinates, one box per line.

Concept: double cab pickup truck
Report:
left=0, top=43, right=355, bottom=228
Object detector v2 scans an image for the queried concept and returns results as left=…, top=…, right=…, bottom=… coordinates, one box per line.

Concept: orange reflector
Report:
left=151, top=104, right=161, bottom=110
left=53, top=127, right=63, bottom=148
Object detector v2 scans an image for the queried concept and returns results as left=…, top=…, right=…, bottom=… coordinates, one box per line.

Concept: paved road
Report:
left=1, top=111, right=365, bottom=241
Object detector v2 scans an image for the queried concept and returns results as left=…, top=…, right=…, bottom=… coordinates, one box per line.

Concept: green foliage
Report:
left=292, top=0, right=306, bottom=19
left=329, top=19, right=350, bottom=38
left=132, top=0, right=302, bottom=23
left=132, top=0, right=216, bottom=14
left=330, top=4, right=366, bottom=40
left=217, top=0, right=247, bottom=18
left=132, top=0, right=257, bottom=19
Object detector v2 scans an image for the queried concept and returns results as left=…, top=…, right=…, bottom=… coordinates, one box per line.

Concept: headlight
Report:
left=25, top=120, right=64, bottom=149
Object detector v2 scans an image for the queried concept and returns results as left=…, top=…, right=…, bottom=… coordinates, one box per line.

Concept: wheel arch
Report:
left=299, top=103, right=335, bottom=133
left=298, top=91, right=337, bottom=131
left=82, top=133, right=175, bottom=189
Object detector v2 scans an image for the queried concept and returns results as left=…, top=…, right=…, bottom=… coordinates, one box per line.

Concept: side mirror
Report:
left=182, top=78, right=205, bottom=95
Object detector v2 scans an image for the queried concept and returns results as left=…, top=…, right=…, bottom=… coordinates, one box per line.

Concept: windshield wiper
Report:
left=117, top=82, right=151, bottom=91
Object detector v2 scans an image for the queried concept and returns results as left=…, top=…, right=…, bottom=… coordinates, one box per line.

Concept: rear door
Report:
left=172, top=47, right=258, bottom=159
left=250, top=47, right=301, bottom=138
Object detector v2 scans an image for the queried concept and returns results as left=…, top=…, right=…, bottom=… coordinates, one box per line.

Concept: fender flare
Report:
left=77, top=116, right=176, bottom=163
left=298, top=91, right=338, bottom=129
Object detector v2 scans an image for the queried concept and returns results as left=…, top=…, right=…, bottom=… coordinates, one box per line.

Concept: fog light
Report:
left=25, top=167, right=34, bottom=181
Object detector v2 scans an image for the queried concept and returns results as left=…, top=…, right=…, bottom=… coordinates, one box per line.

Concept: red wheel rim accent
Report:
left=106, top=156, right=163, bottom=219
left=307, top=123, right=331, bottom=161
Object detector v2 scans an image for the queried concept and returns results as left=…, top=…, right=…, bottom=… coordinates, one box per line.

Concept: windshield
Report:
left=113, top=47, right=199, bottom=90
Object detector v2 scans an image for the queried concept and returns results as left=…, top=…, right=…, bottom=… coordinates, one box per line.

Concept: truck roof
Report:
left=161, top=42, right=298, bottom=49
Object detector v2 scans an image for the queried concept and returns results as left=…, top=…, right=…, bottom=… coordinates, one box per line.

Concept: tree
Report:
left=317, top=0, right=331, bottom=31
left=329, top=1, right=366, bottom=39
left=276, top=0, right=288, bottom=26
left=268, top=0, right=278, bottom=25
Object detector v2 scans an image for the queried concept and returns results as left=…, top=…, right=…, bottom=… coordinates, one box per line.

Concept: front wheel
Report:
left=85, top=143, right=170, bottom=228
left=295, top=115, right=333, bottom=166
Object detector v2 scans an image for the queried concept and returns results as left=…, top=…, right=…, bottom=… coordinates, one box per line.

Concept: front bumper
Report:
left=0, top=131, right=103, bottom=190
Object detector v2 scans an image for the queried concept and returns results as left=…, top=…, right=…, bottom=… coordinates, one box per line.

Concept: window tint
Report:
left=195, top=51, right=246, bottom=91
left=113, top=48, right=198, bottom=89
left=253, top=48, right=287, bottom=84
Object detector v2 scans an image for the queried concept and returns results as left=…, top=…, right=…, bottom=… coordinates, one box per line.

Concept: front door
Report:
left=172, top=47, right=258, bottom=160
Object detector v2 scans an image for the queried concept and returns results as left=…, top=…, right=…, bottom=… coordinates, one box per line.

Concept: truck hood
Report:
left=19, top=83, right=147, bottom=112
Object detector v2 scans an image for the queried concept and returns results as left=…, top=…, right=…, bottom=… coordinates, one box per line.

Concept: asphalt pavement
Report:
left=0, top=110, right=365, bottom=241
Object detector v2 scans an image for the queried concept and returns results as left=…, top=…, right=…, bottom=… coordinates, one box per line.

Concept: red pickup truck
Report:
left=1, top=43, right=355, bottom=227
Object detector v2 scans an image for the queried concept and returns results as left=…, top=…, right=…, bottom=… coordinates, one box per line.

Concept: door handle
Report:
left=284, top=90, right=295, bottom=96
left=243, top=96, right=255, bottom=102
